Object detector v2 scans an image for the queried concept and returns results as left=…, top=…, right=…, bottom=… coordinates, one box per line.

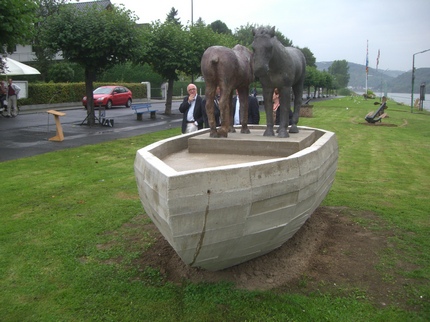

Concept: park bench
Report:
left=131, top=103, right=156, bottom=120
left=365, top=102, right=388, bottom=123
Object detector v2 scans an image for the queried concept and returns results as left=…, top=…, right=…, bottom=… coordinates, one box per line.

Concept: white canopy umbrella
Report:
left=1, top=57, right=40, bottom=76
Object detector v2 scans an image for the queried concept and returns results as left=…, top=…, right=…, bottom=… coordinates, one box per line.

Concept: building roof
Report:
left=72, top=0, right=112, bottom=11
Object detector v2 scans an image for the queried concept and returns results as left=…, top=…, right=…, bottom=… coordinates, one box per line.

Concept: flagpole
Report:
left=376, top=49, right=381, bottom=100
left=365, top=40, right=368, bottom=99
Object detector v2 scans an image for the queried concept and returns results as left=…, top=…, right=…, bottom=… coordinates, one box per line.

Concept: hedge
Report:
left=19, top=82, right=149, bottom=106
left=19, top=81, right=211, bottom=106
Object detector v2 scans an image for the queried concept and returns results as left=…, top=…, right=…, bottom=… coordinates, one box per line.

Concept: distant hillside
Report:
left=387, top=68, right=430, bottom=93
left=316, top=61, right=429, bottom=93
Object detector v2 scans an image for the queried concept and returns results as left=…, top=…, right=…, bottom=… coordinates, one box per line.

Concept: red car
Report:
left=82, top=86, right=132, bottom=109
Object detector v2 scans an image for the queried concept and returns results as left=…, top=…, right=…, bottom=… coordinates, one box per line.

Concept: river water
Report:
left=357, top=92, right=429, bottom=111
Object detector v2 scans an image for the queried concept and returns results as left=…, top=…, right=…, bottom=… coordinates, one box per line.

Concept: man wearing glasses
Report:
left=179, top=83, right=204, bottom=134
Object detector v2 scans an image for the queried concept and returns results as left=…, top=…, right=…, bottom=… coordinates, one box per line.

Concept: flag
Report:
left=376, top=49, right=380, bottom=70
left=366, top=40, right=369, bottom=74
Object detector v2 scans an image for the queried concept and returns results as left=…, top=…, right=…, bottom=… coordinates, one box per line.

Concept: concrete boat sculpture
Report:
left=134, top=125, right=338, bottom=271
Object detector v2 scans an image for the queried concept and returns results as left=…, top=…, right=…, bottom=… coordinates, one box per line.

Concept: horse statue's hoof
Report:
left=278, top=129, right=289, bottom=138
left=217, top=129, right=228, bottom=138
left=289, top=124, right=299, bottom=133
left=263, top=128, right=275, bottom=136
left=241, top=127, right=251, bottom=134
left=228, top=126, right=236, bottom=133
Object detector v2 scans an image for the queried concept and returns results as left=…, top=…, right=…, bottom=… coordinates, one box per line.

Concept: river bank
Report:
left=356, top=91, right=429, bottom=111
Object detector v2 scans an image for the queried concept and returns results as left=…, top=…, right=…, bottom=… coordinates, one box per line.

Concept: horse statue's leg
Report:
left=263, top=87, right=275, bottom=136
left=205, top=86, right=218, bottom=138
left=289, top=83, right=303, bottom=133
left=238, top=88, right=250, bottom=134
left=277, top=87, right=290, bottom=138
left=217, top=90, right=231, bottom=138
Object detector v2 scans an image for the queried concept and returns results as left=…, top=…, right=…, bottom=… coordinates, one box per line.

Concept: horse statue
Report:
left=252, top=26, right=306, bottom=138
left=201, top=45, right=254, bottom=138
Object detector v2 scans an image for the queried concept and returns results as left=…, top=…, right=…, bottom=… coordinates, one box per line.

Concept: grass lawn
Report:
left=1, top=96, right=429, bottom=321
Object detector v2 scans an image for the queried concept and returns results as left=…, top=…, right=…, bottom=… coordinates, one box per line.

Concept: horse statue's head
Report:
left=251, top=26, right=276, bottom=78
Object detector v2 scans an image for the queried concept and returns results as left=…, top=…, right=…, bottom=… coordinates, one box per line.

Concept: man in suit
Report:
left=179, top=83, right=204, bottom=134
left=232, top=90, right=260, bottom=125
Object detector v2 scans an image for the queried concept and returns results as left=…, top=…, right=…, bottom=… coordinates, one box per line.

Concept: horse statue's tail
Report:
left=210, top=56, right=219, bottom=66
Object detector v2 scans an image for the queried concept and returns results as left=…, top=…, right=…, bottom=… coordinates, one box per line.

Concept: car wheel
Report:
left=106, top=100, right=112, bottom=109
left=126, top=98, right=132, bottom=108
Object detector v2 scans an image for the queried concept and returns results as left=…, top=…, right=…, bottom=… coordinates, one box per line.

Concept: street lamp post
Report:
left=410, top=49, right=430, bottom=113
left=191, top=0, right=193, bottom=26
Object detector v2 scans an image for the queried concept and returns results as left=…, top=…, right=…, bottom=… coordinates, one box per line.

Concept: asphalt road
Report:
left=0, top=100, right=183, bottom=162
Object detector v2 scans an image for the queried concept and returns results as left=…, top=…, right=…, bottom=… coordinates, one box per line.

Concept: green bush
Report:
left=337, top=87, right=353, bottom=96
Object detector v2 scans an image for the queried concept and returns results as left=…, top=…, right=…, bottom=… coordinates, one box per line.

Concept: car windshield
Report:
left=94, top=87, right=112, bottom=94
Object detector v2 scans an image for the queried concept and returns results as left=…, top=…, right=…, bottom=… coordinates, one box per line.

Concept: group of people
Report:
left=1, top=78, right=21, bottom=117
left=179, top=83, right=260, bottom=134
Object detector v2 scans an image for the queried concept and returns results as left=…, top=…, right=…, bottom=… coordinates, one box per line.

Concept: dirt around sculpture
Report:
left=201, top=45, right=254, bottom=138
left=252, top=26, right=306, bottom=138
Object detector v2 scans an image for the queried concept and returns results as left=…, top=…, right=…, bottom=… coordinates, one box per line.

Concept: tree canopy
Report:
left=139, top=18, right=236, bottom=114
left=328, top=60, right=350, bottom=88
left=300, top=47, right=316, bottom=68
left=166, top=7, right=181, bottom=25
left=43, top=2, right=141, bottom=124
left=0, top=0, right=38, bottom=72
left=209, top=20, right=232, bottom=35
left=7, top=3, right=347, bottom=106
left=32, top=0, right=69, bottom=80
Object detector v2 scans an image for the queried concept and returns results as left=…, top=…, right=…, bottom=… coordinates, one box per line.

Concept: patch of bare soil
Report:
left=128, top=207, right=420, bottom=310
left=360, top=122, right=398, bottom=127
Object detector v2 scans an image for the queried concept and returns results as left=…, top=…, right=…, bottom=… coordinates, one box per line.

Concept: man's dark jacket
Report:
left=179, top=95, right=204, bottom=134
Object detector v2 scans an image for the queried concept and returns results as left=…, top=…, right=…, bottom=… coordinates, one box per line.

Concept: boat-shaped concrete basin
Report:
left=134, top=125, right=338, bottom=271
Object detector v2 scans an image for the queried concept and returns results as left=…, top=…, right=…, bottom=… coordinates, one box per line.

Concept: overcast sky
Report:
left=108, top=0, right=430, bottom=72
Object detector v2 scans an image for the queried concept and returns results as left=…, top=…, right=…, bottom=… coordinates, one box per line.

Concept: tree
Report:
left=304, top=66, right=318, bottom=97
left=166, top=7, right=181, bottom=25
left=328, top=60, right=350, bottom=88
left=194, top=18, right=206, bottom=27
left=139, top=19, right=236, bottom=115
left=43, top=3, right=141, bottom=125
left=0, top=0, right=38, bottom=72
left=234, top=23, right=257, bottom=46
left=209, top=20, right=232, bottom=35
left=299, top=47, right=316, bottom=68
left=274, top=30, right=292, bottom=47
left=139, top=21, right=188, bottom=115
left=185, top=24, right=236, bottom=77
left=33, top=0, right=68, bottom=81
left=48, top=62, right=75, bottom=83
left=234, top=24, right=292, bottom=48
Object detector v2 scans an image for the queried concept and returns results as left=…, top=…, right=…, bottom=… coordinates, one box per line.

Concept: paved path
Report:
left=0, top=101, right=183, bottom=162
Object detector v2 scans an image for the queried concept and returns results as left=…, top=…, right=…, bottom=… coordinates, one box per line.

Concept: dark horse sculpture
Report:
left=252, top=26, right=306, bottom=137
left=201, top=45, right=254, bottom=138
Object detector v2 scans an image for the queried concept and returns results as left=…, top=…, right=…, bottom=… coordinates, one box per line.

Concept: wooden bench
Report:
left=131, top=103, right=156, bottom=120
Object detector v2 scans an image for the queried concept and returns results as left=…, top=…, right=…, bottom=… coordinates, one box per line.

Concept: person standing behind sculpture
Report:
left=272, top=87, right=280, bottom=125
left=232, top=90, right=260, bottom=125
left=179, top=83, right=204, bottom=134
left=6, top=78, right=21, bottom=117
left=0, top=81, right=7, bottom=114
left=202, top=86, right=221, bottom=128
left=273, top=87, right=293, bottom=126
left=247, top=95, right=260, bottom=124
